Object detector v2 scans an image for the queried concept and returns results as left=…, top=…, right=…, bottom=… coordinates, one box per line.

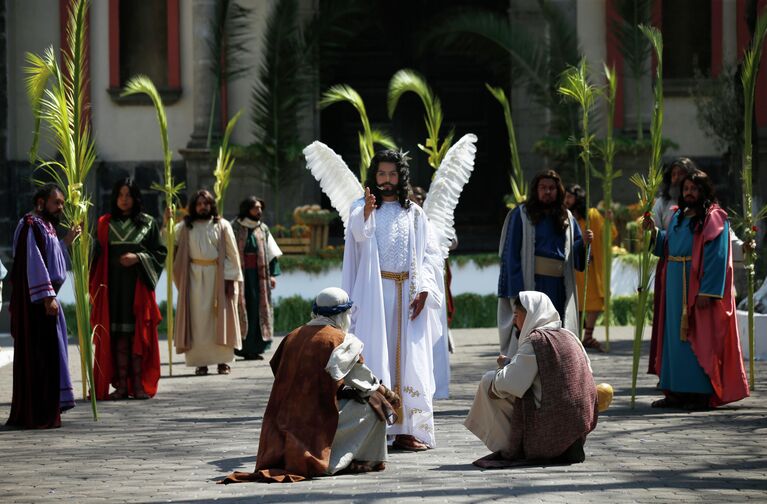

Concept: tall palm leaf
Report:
left=612, top=0, right=653, bottom=140
left=737, top=10, right=767, bottom=389
left=558, top=58, right=598, bottom=340
left=629, top=25, right=665, bottom=407
left=387, top=69, right=454, bottom=170
left=122, top=76, right=185, bottom=377
left=213, top=110, right=243, bottom=212
left=486, top=84, right=526, bottom=205
left=250, top=0, right=305, bottom=222
left=320, top=84, right=397, bottom=183
left=26, top=0, right=98, bottom=419
left=206, top=0, right=251, bottom=148
left=594, top=63, right=621, bottom=351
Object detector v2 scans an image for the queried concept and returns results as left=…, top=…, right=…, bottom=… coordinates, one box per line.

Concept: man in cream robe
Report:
left=465, top=291, right=598, bottom=467
left=342, top=150, right=444, bottom=450
left=172, top=190, right=242, bottom=375
left=221, top=287, right=399, bottom=483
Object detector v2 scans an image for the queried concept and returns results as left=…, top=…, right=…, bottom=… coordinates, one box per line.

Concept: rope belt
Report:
left=668, top=255, right=692, bottom=341
left=534, top=256, right=565, bottom=277
left=381, top=270, right=409, bottom=424
left=191, top=258, right=217, bottom=266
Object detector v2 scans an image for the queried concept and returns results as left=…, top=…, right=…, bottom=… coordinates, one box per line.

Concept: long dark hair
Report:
left=525, top=170, right=569, bottom=233
left=661, top=157, right=697, bottom=200
left=364, top=150, right=411, bottom=210
left=565, top=183, right=586, bottom=220
left=184, top=189, right=219, bottom=228
left=674, top=169, right=717, bottom=232
left=110, top=178, right=145, bottom=226
left=237, top=196, right=265, bottom=220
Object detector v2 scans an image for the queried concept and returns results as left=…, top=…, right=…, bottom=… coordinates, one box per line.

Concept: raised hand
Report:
left=363, top=187, right=376, bottom=221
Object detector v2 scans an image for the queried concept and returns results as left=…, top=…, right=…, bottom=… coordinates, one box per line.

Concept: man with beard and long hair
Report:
left=7, top=184, right=79, bottom=428
left=652, top=158, right=697, bottom=231
left=171, top=189, right=243, bottom=376
left=565, top=184, right=617, bottom=352
left=642, top=169, right=749, bottom=409
left=231, top=196, right=282, bottom=361
left=498, top=170, right=592, bottom=352
left=342, top=150, right=444, bottom=451
left=90, top=178, right=166, bottom=400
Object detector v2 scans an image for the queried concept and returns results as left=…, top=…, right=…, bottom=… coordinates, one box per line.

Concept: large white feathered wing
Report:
left=303, top=141, right=365, bottom=230
left=423, top=133, right=478, bottom=259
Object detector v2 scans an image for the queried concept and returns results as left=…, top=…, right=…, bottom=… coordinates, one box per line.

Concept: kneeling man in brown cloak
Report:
left=221, top=287, right=400, bottom=483
left=465, top=291, right=598, bottom=468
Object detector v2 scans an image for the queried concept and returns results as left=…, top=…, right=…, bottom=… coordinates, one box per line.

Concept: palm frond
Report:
left=208, top=0, right=253, bottom=83
left=629, top=24, right=665, bottom=408
left=737, top=8, right=767, bottom=389
left=25, top=0, right=98, bottom=419
left=121, top=74, right=183, bottom=377
left=370, top=130, right=397, bottom=150
left=387, top=69, right=452, bottom=169
left=213, top=109, right=243, bottom=211
left=320, top=84, right=376, bottom=182
left=486, top=84, right=525, bottom=204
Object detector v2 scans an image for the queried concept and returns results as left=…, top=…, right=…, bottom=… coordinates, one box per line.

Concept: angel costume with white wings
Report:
left=304, top=134, right=478, bottom=448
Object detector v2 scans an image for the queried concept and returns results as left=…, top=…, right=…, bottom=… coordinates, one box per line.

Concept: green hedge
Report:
left=62, top=292, right=652, bottom=336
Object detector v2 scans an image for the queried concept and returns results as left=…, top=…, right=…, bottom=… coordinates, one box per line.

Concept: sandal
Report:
left=582, top=336, right=605, bottom=353
left=108, top=388, right=128, bottom=400
left=217, top=363, right=231, bottom=375
left=344, top=461, right=386, bottom=473
left=651, top=396, right=682, bottom=408
left=195, top=366, right=209, bottom=376
left=391, top=435, right=429, bottom=452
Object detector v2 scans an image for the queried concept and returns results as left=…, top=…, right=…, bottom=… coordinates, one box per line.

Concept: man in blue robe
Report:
left=643, top=169, right=749, bottom=409
left=498, top=170, right=591, bottom=352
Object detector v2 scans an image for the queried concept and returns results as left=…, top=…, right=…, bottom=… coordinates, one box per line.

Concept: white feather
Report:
left=423, top=133, right=478, bottom=259
left=303, top=141, right=365, bottom=231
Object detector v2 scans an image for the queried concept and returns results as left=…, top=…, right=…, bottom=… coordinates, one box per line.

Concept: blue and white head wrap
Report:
left=312, top=287, right=353, bottom=317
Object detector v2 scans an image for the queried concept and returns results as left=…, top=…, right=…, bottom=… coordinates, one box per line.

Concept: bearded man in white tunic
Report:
left=172, top=190, right=243, bottom=376
left=342, top=150, right=445, bottom=451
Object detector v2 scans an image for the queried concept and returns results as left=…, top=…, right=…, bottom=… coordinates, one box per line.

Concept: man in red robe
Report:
left=643, top=169, right=749, bottom=409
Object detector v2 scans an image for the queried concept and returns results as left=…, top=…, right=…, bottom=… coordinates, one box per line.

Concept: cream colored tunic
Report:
left=175, top=219, right=243, bottom=367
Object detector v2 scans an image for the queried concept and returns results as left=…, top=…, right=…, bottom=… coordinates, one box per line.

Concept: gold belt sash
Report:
left=534, top=256, right=565, bottom=277
left=381, top=270, right=409, bottom=424
left=191, top=258, right=217, bottom=266
left=668, top=255, right=692, bottom=341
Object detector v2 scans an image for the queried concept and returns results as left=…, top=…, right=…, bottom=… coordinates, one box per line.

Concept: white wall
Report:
left=89, top=0, right=194, bottom=161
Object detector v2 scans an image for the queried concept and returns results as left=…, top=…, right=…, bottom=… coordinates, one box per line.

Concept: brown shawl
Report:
left=232, top=219, right=274, bottom=342
left=173, top=220, right=241, bottom=353
left=221, top=324, right=347, bottom=483
left=505, top=328, right=598, bottom=461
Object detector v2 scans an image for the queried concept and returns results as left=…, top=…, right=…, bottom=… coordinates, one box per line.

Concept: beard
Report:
left=40, top=208, right=61, bottom=226
left=196, top=210, right=212, bottom=220
left=378, top=184, right=398, bottom=197
left=683, top=196, right=703, bottom=213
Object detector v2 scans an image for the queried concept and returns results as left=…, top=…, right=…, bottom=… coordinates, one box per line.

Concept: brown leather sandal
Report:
left=195, top=366, right=209, bottom=376
left=217, top=363, right=231, bottom=375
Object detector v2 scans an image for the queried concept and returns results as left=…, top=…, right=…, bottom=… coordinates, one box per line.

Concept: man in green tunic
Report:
left=232, top=196, right=282, bottom=360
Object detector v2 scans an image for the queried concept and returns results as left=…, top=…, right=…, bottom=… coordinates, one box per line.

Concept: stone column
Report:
left=187, top=0, right=219, bottom=148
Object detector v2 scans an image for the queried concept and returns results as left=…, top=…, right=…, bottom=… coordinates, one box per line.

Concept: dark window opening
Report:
left=662, top=0, right=712, bottom=80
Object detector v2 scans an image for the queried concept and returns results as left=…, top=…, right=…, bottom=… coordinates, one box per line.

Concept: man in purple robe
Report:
left=7, top=184, right=79, bottom=429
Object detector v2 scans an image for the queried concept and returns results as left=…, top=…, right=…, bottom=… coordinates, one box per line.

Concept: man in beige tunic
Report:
left=173, top=189, right=243, bottom=375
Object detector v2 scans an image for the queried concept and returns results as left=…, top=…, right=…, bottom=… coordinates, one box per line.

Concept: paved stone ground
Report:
left=1, top=326, right=766, bottom=503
